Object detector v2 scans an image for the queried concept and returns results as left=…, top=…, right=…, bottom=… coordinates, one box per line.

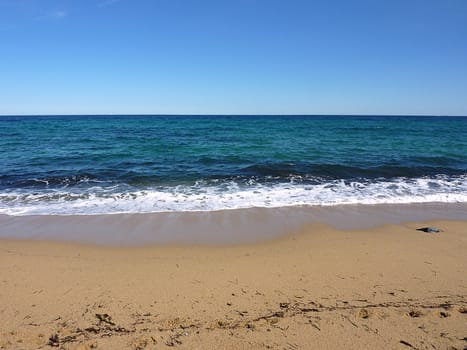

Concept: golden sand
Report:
left=1, top=220, right=466, bottom=349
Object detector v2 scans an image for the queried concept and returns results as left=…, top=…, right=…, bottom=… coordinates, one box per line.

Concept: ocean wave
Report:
left=0, top=175, right=466, bottom=215
left=2, top=161, right=466, bottom=191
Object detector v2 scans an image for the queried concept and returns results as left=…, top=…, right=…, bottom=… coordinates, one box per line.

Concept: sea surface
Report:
left=1, top=115, right=466, bottom=216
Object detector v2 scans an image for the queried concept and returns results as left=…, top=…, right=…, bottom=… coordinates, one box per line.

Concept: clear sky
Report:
left=0, top=0, right=466, bottom=115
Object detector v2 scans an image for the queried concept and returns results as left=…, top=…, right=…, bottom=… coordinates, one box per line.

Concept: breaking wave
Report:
left=1, top=174, right=466, bottom=215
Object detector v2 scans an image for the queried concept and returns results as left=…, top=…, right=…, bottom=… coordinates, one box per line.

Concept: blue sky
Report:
left=0, top=0, right=466, bottom=115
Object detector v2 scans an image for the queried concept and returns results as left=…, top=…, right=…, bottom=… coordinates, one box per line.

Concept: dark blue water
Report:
left=1, top=115, right=466, bottom=215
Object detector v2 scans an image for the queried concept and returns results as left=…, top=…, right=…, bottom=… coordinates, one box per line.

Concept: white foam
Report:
left=0, top=175, right=466, bottom=215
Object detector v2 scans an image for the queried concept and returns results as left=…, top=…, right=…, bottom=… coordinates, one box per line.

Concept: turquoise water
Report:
left=0, top=115, right=466, bottom=215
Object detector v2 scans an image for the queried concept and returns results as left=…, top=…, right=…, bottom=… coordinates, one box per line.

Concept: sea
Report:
left=1, top=115, right=466, bottom=216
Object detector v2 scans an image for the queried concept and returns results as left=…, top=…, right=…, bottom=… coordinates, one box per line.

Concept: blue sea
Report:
left=1, top=115, right=466, bottom=216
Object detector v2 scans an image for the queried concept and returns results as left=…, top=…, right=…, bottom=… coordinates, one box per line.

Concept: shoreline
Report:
left=1, top=202, right=467, bottom=245
left=1, top=219, right=466, bottom=349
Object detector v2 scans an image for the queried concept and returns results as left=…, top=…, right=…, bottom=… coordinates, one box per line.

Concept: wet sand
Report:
left=1, top=203, right=466, bottom=245
left=1, top=219, right=466, bottom=349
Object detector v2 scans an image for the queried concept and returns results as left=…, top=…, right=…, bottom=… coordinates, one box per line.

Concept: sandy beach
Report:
left=0, top=219, right=466, bottom=349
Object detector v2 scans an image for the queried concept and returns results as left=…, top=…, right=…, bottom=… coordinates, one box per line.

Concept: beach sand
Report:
left=0, top=220, right=466, bottom=349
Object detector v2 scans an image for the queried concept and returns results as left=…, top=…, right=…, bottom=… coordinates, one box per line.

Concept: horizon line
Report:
left=1, top=113, right=467, bottom=117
